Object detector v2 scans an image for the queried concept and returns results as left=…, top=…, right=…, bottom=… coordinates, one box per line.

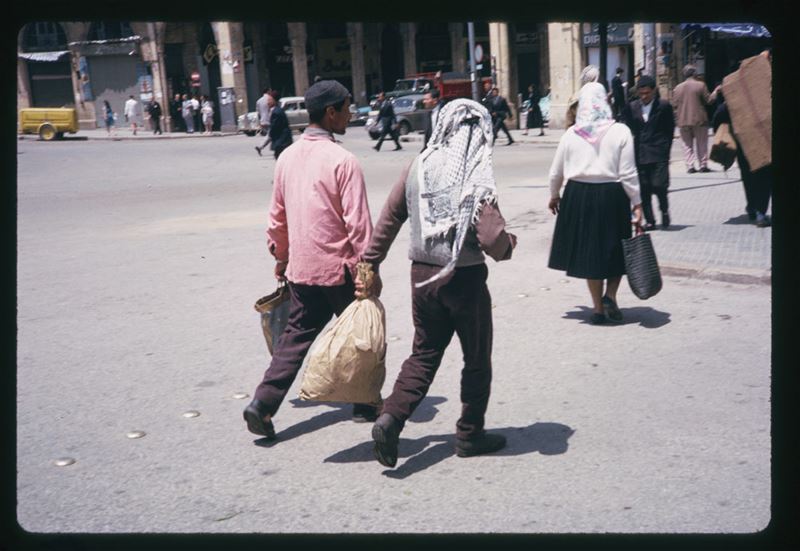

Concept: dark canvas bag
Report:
left=622, top=233, right=662, bottom=300
left=254, top=283, right=290, bottom=355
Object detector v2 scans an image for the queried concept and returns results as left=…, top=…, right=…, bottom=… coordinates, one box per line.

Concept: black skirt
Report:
left=548, top=180, right=632, bottom=279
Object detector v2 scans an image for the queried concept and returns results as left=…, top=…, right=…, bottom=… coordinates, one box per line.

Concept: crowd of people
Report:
left=101, top=93, right=217, bottom=136
left=240, top=51, right=772, bottom=469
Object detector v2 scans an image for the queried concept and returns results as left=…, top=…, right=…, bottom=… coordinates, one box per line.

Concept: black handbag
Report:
left=254, top=283, right=290, bottom=355
left=622, top=233, right=662, bottom=300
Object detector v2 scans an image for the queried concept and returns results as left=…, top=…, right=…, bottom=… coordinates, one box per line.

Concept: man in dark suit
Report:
left=611, top=67, right=627, bottom=121
left=623, top=75, right=676, bottom=230
left=488, top=87, right=514, bottom=146
left=373, top=91, right=401, bottom=151
left=421, top=87, right=442, bottom=151
left=267, top=91, right=293, bottom=159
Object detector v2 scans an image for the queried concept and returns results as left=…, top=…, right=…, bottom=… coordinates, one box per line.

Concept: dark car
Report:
left=365, top=94, right=431, bottom=139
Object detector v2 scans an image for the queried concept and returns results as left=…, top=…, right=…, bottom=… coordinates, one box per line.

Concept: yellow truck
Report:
left=18, top=107, right=79, bottom=141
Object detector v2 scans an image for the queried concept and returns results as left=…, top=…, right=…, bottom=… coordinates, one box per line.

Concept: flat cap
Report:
left=636, top=75, right=657, bottom=89
left=304, top=80, right=350, bottom=113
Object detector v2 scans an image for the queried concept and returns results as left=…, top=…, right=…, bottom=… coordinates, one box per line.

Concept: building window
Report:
left=88, top=21, right=134, bottom=41
left=22, top=22, right=68, bottom=52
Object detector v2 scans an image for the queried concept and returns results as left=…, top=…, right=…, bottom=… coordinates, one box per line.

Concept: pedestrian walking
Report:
left=191, top=94, right=202, bottom=134
left=243, top=80, right=378, bottom=439
left=547, top=82, right=643, bottom=325
left=201, top=95, right=214, bottom=134
left=421, top=87, right=442, bottom=151
left=373, top=91, right=401, bottom=151
left=711, top=92, right=772, bottom=227
left=611, top=67, right=627, bottom=121
left=146, top=96, right=163, bottom=135
left=265, top=91, right=292, bottom=159
left=123, top=95, right=140, bottom=135
left=622, top=75, right=675, bottom=230
left=522, top=83, right=545, bottom=136
left=170, top=93, right=184, bottom=133
left=254, top=88, right=272, bottom=156
left=102, top=100, right=116, bottom=136
left=358, top=98, right=517, bottom=468
left=487, top=87, right=514, bottom=145
left=672, top=64, right=720, bottom=173
left=181, top=94, right=194, bottom=134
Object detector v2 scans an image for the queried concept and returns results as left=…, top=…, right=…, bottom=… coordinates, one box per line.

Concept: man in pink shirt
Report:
left=244, top=80, right=379, bottom=440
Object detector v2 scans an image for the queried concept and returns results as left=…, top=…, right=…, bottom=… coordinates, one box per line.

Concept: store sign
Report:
left=516, top=32, right=539, bottom=45
left=582, top=23, right=635, bottom=47
left=203, top=44, right=218, bottom=64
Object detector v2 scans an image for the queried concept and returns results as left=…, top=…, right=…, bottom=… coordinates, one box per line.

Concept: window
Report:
left=88, top=21, right=135, bottom=41
left=22, top=22, right=67, bottom=51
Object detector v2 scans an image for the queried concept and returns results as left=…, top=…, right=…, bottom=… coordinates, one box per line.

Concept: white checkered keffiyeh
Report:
left=415, top=98, right=498, bottom=287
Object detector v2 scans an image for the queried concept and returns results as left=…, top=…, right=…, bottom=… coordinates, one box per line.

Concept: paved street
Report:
left=15, top=126, right=771, bottom=534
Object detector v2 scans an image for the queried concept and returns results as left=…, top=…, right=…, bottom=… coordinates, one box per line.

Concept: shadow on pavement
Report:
left=255, top=396, right=449, bottom=448
left=723, top=214, right=755, bottom=225
left=563, top=305, right=671, bottom=328
left=324, top=422, right=574, bottom=480
left=647, top=224, right=693, bottom=232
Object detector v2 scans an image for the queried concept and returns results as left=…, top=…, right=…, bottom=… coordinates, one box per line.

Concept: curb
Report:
left=660, top=263, right=771, bottom=286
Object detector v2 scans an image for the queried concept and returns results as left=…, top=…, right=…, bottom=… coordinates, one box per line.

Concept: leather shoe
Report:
left=602, top=295, right=623, bottom=322
left=455, top=431, right=506, bottom=457
left=352, top=403, right=379, bottom=423
left=644, top=222, right=657, bottom=231
left=661, top=212, right=671, bottom=229
left=687, top=167, right=697, bottom=174
left=699, top=166, right=712, bottom=173
left=243, top=399, right=276, bottom=440
left=372, top=413, right=401, bottom=467
left=255, top=146, right=262, bottom=156
left=589, top=312, right=606, bottom=325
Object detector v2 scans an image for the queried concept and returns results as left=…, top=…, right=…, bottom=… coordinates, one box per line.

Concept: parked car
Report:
left=365, top=93, right=431, bottom=140
left=18, top=107, right=78, bottom=141
left=237, top=96, right=309, bottom=136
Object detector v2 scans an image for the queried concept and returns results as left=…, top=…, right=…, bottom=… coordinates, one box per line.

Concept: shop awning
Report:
left=18, top=50, right=71, bottom=62
left=680, top=23, right=771, bottom=38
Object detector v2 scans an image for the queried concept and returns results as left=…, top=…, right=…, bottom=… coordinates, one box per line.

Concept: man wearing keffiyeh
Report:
left=356, top=98, right=517, bottom=468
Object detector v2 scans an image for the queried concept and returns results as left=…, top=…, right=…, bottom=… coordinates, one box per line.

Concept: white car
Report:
left=237, top=96, right=309, bottom=136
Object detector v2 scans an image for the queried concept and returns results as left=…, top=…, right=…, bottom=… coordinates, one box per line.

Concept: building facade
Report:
left=18, top=21, right=769, bottom=132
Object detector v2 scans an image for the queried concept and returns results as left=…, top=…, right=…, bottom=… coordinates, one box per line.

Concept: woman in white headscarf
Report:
left=547, top=82, right=644, bottom=324
left=356, top=98, right=517, bottom=468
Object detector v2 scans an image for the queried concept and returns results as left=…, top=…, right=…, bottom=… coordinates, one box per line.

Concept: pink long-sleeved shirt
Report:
left=267, top=128, right=373, bottom=286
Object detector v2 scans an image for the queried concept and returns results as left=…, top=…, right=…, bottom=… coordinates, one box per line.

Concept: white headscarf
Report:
left=573, top=82, right=615, bottom=145
left=415, top=98, right=497, bottom=287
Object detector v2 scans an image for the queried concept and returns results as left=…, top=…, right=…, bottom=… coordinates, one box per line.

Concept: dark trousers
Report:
left=737, top=148, right=772, bottom=216
left=638, top=161, right=670, bottom=224
left=382, top=262, right=492, bottom=440
left=253, top=270, right=356, bottom=416
left=152, top=117, right=162, bottom=135
left=273, top=144, right=289, bottom=160
left=492, top=117, right=513, bottom=144
left=376, top=125, right=400, bottom=150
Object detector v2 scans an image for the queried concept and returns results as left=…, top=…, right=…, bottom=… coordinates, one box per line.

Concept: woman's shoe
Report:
left=602, top=296, right=623, bottom=322
left=589, top=312, right=606, bottom=325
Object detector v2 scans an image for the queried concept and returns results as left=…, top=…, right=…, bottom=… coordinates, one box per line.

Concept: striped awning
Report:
left=18, top=50, right=71, bottom=62
left=680, top=23, right=772, bottom=38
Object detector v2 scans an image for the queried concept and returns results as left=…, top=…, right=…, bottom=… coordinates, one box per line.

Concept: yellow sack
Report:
left=300, top=279, right=386, bottom=407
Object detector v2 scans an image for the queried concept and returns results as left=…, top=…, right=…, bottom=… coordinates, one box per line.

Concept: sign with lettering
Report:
left=582, top=23, right=635, bottom=47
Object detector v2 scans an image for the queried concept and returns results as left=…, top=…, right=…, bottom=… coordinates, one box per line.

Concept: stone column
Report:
left=489, top=22, right=517, bottom=127
left=546, top=22, right=583, bottom=129
left=347, top=22, right=367, bottom=107
left=142, top=22, right=171, bottom=131
left=287, top=22, right=309, bottom=96
left=17, top=57, right=32, bottom=113
left=214, top=22, right=249, bottom=123
left=656, top=23, right=679, bottom=100
left=401, top=23, right=417, bottom=76
left=449, top=23, right=466, bottom=73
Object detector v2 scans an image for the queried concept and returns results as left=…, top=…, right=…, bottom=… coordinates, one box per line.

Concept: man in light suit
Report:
left=671, top=64, right=720, bottom=173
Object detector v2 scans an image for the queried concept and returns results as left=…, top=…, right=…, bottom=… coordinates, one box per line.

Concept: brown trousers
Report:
left=382, top=262, right=493, bottom=440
